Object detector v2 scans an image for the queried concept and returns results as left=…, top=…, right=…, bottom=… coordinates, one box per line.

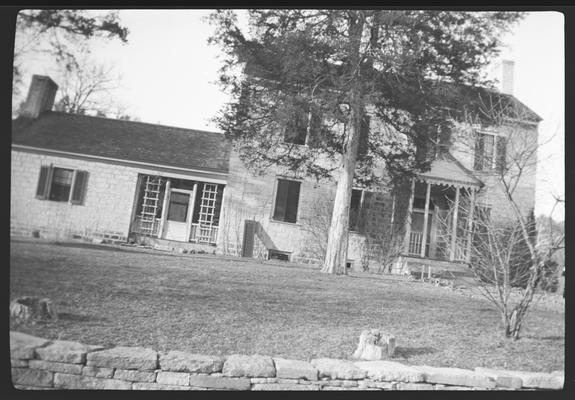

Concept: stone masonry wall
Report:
left=218, top=152, right=357, bottom=265
left=11, top=151, right=139, bottom=243
left=10, top=331, right=563, bottom=391
left=450, top=121, right=538, bottom=221
left=10, top=150, right=217, bottom=244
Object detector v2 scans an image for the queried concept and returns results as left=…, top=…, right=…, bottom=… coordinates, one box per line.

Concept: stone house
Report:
left=218, top=62, right=541, bottom=275
left=11, top=75, right=229, bottom=252
left=11, top=72, right=540, bottom=275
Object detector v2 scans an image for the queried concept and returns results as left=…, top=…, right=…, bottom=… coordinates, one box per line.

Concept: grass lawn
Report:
left=10, top=239, right=564, bottom=372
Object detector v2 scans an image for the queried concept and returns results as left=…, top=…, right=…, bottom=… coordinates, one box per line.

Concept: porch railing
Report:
left=189, top=223, right=219, bottom=246
left=131, top=217, right=219, bottom=246
left=407, top=232, right=423, bottom=256
left=407, top=232, right=469, bottom=262
left=131, top=216, right=161, bottom=237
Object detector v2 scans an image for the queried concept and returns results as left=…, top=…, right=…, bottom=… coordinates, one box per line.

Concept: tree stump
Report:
left=10, top=296, right=58, bottom=324
left=352, top=329, right=395, bottom=360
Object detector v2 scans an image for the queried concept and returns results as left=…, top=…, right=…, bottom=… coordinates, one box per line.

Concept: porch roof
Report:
left=416, top=152, right=483, bottom=189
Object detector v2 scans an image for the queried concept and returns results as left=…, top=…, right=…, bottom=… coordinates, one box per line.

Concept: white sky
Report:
left=17, top=10, right=564, bottom=220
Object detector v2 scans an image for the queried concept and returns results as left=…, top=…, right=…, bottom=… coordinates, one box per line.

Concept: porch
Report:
left=395, top=153, right=483, bottom=275
left=129, top=174, right=224, bottom=246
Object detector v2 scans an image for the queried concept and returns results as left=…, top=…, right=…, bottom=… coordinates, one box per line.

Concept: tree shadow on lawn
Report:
left=394, top=346, right=437, bottom=358
left=522, top=335, right=564, bottom=341
left=57, top=312, right=109, bottom=323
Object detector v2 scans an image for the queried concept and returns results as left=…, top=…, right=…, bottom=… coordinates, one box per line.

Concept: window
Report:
left=167, top=192, right=190, bottom=222
left=474, top=132, right=507, bottom=172
left=283, top=111, right=308, bottom=145
left=273, top=179, right=301, bottom=223
left=36, top=166, right=88, bottom=204
left=349, top=189, right=363, bottom=232
left=357, top=114, right=370, bottom=160
left=349, top=189, right=374, bottom=232
left=281, top=98, right=325, bottom=147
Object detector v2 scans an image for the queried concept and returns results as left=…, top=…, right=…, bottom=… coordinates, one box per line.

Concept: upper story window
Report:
left=282, top=97, right=312, bottom=146
left=36, top=165, right=88, bottom=205
left=474, top=131, right=507, bottom=173
left=272, top=178, right=301, bottom=223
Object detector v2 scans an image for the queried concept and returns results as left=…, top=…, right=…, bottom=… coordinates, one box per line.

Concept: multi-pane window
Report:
left=273, top=179, right=301, bottom=223
left=49, top=168, right=74, bottom=201
left=474, top=132, right=507, bottom=172
left=36, top=165, right=88, bottom=204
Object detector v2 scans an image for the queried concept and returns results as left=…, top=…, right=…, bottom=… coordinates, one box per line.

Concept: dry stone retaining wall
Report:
left=10, top=331, right=564, bottom=391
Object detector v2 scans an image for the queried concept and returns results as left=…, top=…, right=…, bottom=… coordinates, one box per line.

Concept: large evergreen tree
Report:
left=208, top=9, right=523, bottom=274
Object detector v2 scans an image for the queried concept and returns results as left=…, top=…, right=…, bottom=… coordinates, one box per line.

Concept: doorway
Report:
left=163, top=187, right=196, bottom=241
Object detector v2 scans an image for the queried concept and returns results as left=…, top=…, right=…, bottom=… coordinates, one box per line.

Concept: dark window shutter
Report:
left=357, top=115, right=370, bottom=160
left=496, top=136, right=507, bottom=173
left=273, top=179, right=289, bottom=221
left=474, top=133, right=484, bottom=171
left=70, top=170, right=88, bottom=205
left=284, top=180, right=301, bottom=223
left=35, top=166, right=51, bottom=199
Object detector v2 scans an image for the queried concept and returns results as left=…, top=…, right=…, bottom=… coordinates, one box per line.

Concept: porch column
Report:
left=158, top=179, right=171, bottom=238
left=420, top=182, right=431, bottom=257
left=449, top=186, right=460, bottom=261
left=403, top=179, right=415, bottom=254
left=465, top=188, right=476, bottom=263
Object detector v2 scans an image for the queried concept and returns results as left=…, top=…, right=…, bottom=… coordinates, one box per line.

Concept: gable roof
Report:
left=416, top=152, right=483, bottom=189
left=12, top=112, right=230, bottom=174
left=244, top=61, right=542, bottom=124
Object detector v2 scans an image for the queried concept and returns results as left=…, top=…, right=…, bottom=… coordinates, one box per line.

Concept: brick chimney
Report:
left=19, top=75, right=59, bottom=118
left=500, top=59, right=515, bottom=95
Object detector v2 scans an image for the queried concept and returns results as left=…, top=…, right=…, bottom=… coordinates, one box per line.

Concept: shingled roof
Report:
left=12, top=112, right=230, bottom=173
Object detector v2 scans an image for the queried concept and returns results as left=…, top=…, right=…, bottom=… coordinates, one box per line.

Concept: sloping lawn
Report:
left=10, top=239, right=564, bottom=372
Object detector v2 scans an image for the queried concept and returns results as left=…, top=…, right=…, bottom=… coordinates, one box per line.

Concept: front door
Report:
left=163, top=188, right=195, bottom=241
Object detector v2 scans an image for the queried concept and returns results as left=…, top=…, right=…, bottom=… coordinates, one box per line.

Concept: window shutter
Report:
left=273, top=179, right=289, bottom=221
left=474, top=133, right=484, bottom=171
left=70, top=170, right=88, bottom=205
left=35, top=166, right=51, bottom=199
left=496, top=136, right=507, bottom=173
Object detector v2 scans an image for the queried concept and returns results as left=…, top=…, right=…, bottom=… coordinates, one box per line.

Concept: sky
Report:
left=16, top=10, right=565, bottom=221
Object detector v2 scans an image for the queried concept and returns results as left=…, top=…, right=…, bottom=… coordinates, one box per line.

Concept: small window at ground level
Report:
left=36, top=166, right=88, bottom=205
left=273, top=179, right=301, bottom=223
left=269, top=250, right=290, bottom=261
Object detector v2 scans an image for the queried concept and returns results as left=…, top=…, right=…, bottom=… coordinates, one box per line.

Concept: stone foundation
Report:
left=10, top=331, right=563, bottom=391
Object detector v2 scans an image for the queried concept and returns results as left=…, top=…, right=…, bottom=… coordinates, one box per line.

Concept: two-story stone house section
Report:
left=11, top=75, right=230, bottom=252
left=217, top=67, right=541, bottom=275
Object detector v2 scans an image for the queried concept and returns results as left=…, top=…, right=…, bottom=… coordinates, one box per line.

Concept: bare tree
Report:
left=13, top=10, right=128, bottom=113
left=448, top=96, right=564, bottom=340
left=51, top=55, right=131, bottom=118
